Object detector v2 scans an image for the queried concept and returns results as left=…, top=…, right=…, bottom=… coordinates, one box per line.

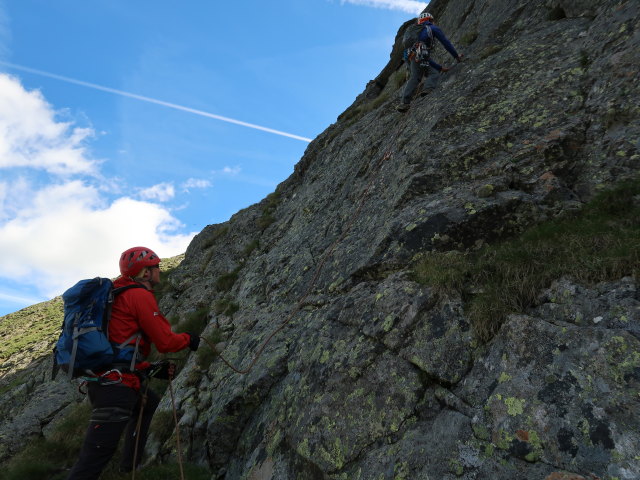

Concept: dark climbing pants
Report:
left=67, top=383, right=160, bottom=480
left=401, top=60, right=440, bottom=104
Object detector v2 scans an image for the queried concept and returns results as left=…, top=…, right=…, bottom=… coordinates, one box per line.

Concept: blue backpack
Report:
left=53, top=277, right=143, bottom=379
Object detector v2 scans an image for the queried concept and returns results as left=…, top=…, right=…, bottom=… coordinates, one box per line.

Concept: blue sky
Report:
left=0, top=0, right=426, bottom=315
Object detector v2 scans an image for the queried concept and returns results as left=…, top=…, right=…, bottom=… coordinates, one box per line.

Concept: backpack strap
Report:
left=66, top=313, right=82, bottom=379
left=114, top=333, right=143, bottom=371
left=109, top=283, right=147, bottom=371
left=68, top=319, right=108, bottom=379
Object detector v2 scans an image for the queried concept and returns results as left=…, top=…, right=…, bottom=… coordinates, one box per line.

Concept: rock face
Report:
left=148, top=1, right=639, bottom=478
left=1, top=0, right=639, bottom=478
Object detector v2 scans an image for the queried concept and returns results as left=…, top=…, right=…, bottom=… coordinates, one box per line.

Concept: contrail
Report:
left=0, top=291, right=45, bottom=306
left=0, top=61, right=313, bottom=143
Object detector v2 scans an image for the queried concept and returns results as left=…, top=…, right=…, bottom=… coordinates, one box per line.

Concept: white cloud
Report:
left=138, top=182, right=176, bottom=202
left=0, top=74, right=98, bottom=175
left=0, top=180, right=193, bottom=298
left=181, top=178, right=211, bottom=191
left=340, top=0, right=426, bottom=14
left=0, top=73, right=196, bottom=303
left=218, top=166, right=241, bottom=176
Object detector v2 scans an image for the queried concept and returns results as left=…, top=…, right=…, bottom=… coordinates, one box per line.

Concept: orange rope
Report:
left=131, top=382, right=149, bottom=480
left=168, top=373, right=185, bottom=480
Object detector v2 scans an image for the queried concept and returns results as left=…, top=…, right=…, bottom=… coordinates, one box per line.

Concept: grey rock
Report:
left=1, top=0, right=639, bottom=479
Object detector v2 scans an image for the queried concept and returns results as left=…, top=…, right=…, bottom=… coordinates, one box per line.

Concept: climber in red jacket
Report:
left=67, top=246, right=200, bottom=479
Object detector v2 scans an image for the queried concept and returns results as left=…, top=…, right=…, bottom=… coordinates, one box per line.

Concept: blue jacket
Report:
left=419, top=22, right=460, bottom=70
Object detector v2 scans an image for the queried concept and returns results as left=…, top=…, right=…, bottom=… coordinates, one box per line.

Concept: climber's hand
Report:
left=148, top=360, right=176, bottom=380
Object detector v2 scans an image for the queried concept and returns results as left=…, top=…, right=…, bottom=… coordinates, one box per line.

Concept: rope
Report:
left=131, top=382, right=149, bottom=480
left=168, top=373, right=185, bottom=480
left=130, top=371, right=184, bottom=480
left=161, top=103, right=413, bottom=477
left=204, top=145, right=397, bottom=375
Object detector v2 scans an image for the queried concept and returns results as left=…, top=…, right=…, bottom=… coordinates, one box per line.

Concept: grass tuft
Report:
left=256, top=192, right=281, bottom=231
left=0, top=402, right=90, bottom=480
left=460, top=31, right=478, bottom=46
left=195, top=329, right=224, bottom=368
left=202, top=225, right=229, bottom=249
left=547, top=6, right=567, bottom=21
left=215, top=271, right=239, bottom=292
left=101, top=462, right=211, bottom=480
left=148, top=409, right=176, bottom=447
left=479, top=44, right=503, bottom=59
left=178, top=306, right=210, bottom=335
left=413, top=180, right=640, bottom=342
left=242, top=239, right=260, bottom=259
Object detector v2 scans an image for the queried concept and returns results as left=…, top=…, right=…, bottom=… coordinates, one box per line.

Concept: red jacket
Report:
left=104, top=277, right=190, bottom=389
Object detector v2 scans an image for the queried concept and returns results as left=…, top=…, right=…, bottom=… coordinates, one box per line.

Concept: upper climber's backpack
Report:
left=402, top=23, right=434, bottom=51
left=53, top=278, right=143, bottom=379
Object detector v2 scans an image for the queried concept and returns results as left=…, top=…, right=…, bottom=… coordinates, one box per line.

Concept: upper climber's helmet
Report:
left=119, top=246, right=160, bottom=277
left=418, top=12, right=434, bottom=24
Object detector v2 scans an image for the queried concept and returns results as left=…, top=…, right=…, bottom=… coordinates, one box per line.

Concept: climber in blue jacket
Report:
left=396, top=12, right=463, bottom=112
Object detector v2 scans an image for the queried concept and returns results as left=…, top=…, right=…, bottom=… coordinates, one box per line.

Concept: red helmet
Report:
left=119, top=246, right=160, bottom=277
left=418, top=12, right=434, bottom=24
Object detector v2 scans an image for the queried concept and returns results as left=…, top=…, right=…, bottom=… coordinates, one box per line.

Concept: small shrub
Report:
left=195, top=329, right=224, bottom=368
left=242, top=239, right=260, bottom=258
left=178, top=306, right=210, bottom=335
left=215, top=271, right=239, bottom=292
left=460, top=31, right=478, bottom=46
left=0, top=457, right=58, bottom=480
left=213, top=297, right=240, bottom=317
left=479, top=44, right=503, bottom=59
left=202, top=225, right=229, bottom=249
left=256, top=213, right=276, bottom=230
left=603, top=105, right=631, bottom=129
left=391, top=67, right=409, bottom=89
left=182, top=369, right=202, bottom=388
left=579, top=49, right=591, bottom=69
left=101, top=462, right=211, bottom=480
left=338, top=105, right=362, bottom=126
left=367, top=90, right=391, bottom=112
left=148, top=410, right=177, bottom=449
left=256, top=193, right=281, bottom=231
left=547, top=6, right=567, bottom=21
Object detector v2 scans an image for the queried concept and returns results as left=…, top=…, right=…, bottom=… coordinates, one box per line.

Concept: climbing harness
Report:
left=77, top=368, right=124, bottom=394
left=90, top=406, right=132, bottom=424
left=407, top=42, right=432, bottom=67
